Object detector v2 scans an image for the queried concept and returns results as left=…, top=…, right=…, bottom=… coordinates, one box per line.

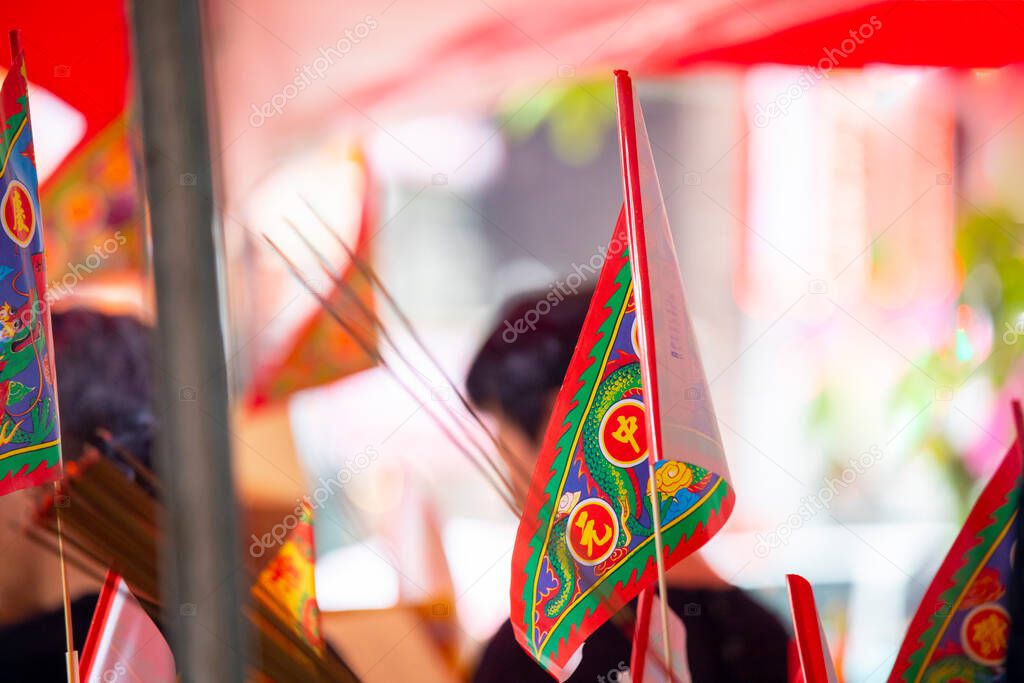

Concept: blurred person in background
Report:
left=0, top=309, right=154, bottom=681
left=467, top=288, right=789, bottom=683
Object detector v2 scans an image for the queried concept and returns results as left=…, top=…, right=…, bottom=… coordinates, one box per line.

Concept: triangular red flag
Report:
left=509, top=70, right=733, bottom=678
left=889, top=434, right=1021, bottom=680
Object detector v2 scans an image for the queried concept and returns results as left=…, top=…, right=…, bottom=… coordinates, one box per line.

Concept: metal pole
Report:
left=131, top=1, right=247, bottom=681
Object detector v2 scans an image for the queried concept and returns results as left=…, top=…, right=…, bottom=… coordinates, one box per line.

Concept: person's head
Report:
left=466, top=288, right=592, bottom=505
left=50, top=308, right=154, bottom=468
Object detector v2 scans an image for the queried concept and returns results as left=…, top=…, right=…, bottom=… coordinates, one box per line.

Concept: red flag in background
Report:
left=80, top=571, right=175, bottom=683
left=247, top=147, right=378, bottom=407
left=786, top=575, right=839, bottom=683
left=889, top=436, right=1021, bottom=681
left=509, top=71, right=733, bottom=678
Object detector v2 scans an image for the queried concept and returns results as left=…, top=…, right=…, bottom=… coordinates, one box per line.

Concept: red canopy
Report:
left=3, top=0, right=1022, bottom=204
left=0, top=0, right=129, bottom=184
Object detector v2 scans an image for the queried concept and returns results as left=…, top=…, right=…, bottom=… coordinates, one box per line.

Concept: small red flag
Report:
left=786, top=574, right=839, bottom=683
left=80, top=571, right=175, bottom=682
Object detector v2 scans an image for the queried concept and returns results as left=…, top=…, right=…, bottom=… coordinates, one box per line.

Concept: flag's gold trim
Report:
left=0, top=118, right=28, bottom=178
left=0, top=437, right=60, bottom=461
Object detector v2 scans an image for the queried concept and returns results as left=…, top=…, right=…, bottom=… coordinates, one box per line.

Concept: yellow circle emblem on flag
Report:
left=565, top=498, right=618, bottom=566
left=599, top=398, right=649, bottom=467
left=1, top=180, right=36, bottom=248
left=960, top=602, right=1009, bottom=666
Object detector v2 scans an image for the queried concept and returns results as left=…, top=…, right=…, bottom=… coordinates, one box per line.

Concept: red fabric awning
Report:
left=659, top=1, right=1024, bottom=70
left=0, top=0, right=129, bottom=184
left=4, top=0, right=1022, bottom=208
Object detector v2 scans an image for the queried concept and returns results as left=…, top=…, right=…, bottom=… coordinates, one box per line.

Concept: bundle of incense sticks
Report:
left=30, top=447, right=360, bottom=683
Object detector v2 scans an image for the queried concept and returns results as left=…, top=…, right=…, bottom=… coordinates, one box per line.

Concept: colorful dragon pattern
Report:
left=889, top=441, right=1020, bottom=682
left=0, top=42, right=61, bottom=494
left=510, top=211, right=733, bottom=676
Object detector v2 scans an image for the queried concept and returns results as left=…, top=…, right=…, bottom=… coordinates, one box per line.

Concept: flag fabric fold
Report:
left=509, top=70, right=733, bottom=679
left=0, top=32, right=61, bottom=496
left=614, top=70, right=730, bottom=485
left=786, top=574, right=839, bottom=683
left=889, top=439, right=1021, bottom=682
left=80, top=570, right=175, bottom=683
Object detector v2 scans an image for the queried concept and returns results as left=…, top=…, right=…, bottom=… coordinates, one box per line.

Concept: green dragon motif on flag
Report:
left=510, top=210, right=733, bottom=676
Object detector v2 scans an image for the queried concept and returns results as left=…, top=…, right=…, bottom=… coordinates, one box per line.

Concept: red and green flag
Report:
left=0, top=32, right=61, bottom=495
left=509, top=70, right=734, bottom=679
left=889, top=438, right=1021, bottom=681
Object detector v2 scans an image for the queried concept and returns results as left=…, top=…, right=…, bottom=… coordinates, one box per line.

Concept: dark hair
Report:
left=466, top=288, right=593, bottom=442
left=50, top=308, right=154, bottom=468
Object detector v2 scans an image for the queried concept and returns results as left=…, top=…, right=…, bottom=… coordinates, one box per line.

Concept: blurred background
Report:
left=6, top=1, right=1024, bottom=680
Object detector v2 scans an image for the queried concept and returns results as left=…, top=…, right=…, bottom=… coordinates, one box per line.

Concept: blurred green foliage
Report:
left=814, top=206, right=1024, bottom=513
left=497, top=80, right=616, bottom=166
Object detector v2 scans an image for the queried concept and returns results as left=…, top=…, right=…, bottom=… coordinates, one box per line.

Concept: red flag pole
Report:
left=614, top=68, right=673, bottom=680
left=8, top=29, right=79, bottom=683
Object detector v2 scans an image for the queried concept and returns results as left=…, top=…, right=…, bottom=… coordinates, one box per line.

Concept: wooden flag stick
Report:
left=645, top=462, right=672, bottom=679
left=55, top=483, right=80, bottom=683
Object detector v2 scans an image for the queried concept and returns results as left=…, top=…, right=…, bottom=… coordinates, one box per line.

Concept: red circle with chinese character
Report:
left=1, top=180, right=35, bottom=247
left=599, top=398, right=648, bottom=467
left=565, top=498, right=618, bottom=566
left=960, top=602, right=1009, bottom=666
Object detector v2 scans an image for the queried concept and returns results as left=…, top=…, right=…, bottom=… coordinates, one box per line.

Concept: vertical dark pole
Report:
left=131, top=0, right=247, bottom=681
